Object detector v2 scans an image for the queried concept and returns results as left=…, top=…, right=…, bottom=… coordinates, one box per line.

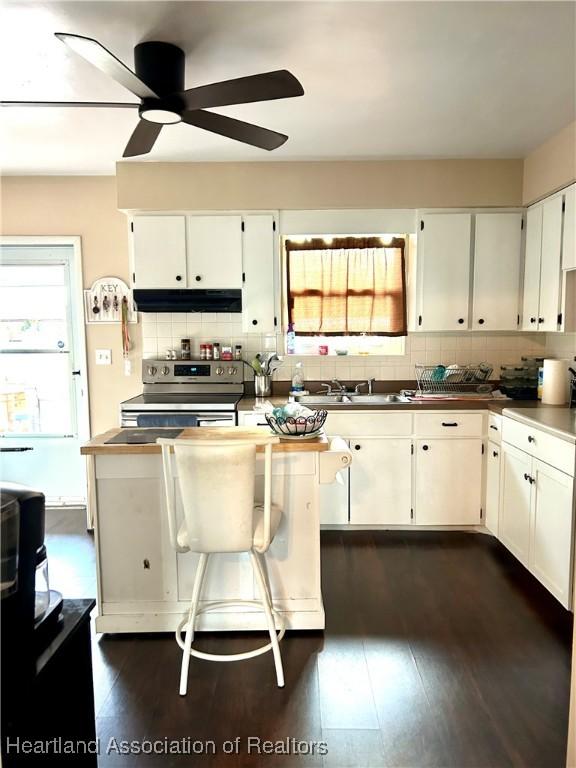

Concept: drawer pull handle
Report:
left=489, top=425, right=498, bottom=431
left=422, top=444, right=429, bottom=451
left=527, top=435, right=535, bottom=443
left=493, top=450, right=498, bottom=457
left=442, top=422, right=458, bottom=427
left=354, top=444, right=361, bottom=451
left=524, top=473, right=534, bottom=484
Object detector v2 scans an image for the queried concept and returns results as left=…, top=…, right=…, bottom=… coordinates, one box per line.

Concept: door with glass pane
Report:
left=0, top=243, right=89, bottom=504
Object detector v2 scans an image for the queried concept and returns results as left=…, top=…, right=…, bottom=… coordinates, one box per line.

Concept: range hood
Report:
left=133, top=289, right=242, bottom=314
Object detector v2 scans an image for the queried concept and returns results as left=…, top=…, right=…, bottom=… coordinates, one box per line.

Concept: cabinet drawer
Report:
left=326, top=412, right=412, bottom=437
left=502, top=417, right=575, bottom=476
left=488, top=414, right=502, bottom=444
left=239, top=411, right=270, bottom=427
left=414, top=413, right=484, bottom=437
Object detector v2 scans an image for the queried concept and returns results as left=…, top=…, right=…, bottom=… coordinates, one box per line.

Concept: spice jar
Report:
left=200, top=344, right=207, bottom=360
left=234, top=344, right=243, bottom=361
left=205, top=343, right=214, bottom=360
left=213, top=342, right=221, bottom=360
left=222, top=345, right=233, bottom=361
left=181, top=339, right=191, bottom=360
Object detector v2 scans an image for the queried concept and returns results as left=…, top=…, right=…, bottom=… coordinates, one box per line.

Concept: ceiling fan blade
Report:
left=0, top=100, right=138, bottom=109
left=123, top=120, right=163, bottom=157
left=180, top=70, right=304, bottom=111
left=55, top=33, right=157, bottom=100
left=182, top=110, right=288, bottom=150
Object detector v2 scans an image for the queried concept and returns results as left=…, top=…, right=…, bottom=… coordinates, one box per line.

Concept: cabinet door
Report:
left=320, top=466, right=349, bottom=525
left=132, top=216, right=186, bottom=288
left=530, top=459, right=574, bottom=608
left=499, top=442, right=532, bottom=566
left=97, top=477, right=166, bottom=602
left=418, top=213, right=472, bottom=331
left=562, top=184, right=576, bottom=270
left=349, top=439, right=412, bottom=525
left=414, top=439, right=482, bottom=525
left=485, top=441, right=501, bottom=535
left=472, top=213, right=522, bottom=331
left=538, top=195, right=563, bottom=331
left=186, top=215, right=242, bottom=289
left=242, top=215, right=277, bottom=333
left=521, top=204, right=542, bottom=330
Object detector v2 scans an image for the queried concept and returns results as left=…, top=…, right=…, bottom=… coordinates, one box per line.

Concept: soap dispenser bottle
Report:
left=291, top=362, right=305, bottom=393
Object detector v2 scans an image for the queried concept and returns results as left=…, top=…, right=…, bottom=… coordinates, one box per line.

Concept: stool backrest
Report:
left=159, top=435, right=278, bottom=554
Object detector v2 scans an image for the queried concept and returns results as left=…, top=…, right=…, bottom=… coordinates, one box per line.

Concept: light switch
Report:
left=96, top=349, right=112, bottom=365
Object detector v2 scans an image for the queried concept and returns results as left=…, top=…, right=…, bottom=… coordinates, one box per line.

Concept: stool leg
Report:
left=179, top=552, right=209, bottom=696
left=250, top=551, right=284, bottom=688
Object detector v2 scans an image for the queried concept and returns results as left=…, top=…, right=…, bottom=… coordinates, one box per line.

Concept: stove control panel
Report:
left=142, top=359, right=244, bottom=385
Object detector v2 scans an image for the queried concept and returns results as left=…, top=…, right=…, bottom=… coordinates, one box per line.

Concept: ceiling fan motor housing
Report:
left=135, top=41, right=185, bottom=123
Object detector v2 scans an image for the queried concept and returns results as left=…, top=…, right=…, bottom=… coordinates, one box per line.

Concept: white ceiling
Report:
left=0, top=1, right=574, bottom=174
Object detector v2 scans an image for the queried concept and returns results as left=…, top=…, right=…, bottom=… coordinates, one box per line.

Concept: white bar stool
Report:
left=158, top=434, right=285, bottom=695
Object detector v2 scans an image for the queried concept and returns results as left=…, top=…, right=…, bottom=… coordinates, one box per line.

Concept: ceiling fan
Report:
left=0, top=33, right=304, bottom=157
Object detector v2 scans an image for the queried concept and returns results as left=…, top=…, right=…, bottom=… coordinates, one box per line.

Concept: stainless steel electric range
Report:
left=119, top=360, right=244, bottom=428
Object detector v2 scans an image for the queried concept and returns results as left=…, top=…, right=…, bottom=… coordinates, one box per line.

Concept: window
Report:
left=285, top=236, right=407, bottom=337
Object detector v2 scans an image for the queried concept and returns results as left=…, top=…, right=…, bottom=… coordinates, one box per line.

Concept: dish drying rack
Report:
left=415, top=364, right=494, bottom=397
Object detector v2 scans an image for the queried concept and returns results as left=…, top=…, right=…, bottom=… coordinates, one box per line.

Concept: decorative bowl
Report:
left=265, top=409, right=327, bottom=436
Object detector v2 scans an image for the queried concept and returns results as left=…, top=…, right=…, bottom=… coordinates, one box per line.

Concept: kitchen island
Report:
left=81, top=428, right=351, bottom=634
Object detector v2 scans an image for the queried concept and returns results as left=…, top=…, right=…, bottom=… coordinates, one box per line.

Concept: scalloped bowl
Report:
left=265, top=409, right=327, bottom=436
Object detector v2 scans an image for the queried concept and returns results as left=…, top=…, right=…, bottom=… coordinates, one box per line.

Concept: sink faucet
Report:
left=354, top=378, right=376, bottom=394
left=317, top=382, right=333, bottom=395
left=331, top=378, right=346, bottom=393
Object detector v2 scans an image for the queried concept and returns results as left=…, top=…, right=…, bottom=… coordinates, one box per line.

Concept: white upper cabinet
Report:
left=562, top=183, right=575, bottom=271
left=131, top=216, right=187, bottom=289
left=521, top=194, right=563, bottom=331
left=473, top=213, right=522, bottom=331
left=186, top=215, right=243, bottom=289
left=241, top=215, right=277, bottom=334
left=538, top=195, right=563, bottom=331
left=521, top=205, right=543, bottom=330
left=417, top=213, right=472, bottom=331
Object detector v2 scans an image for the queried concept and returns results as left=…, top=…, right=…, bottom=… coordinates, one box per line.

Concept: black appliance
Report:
left=133, top=288, right=242, bottom=313
left=1, top=486, right=63, bottom=675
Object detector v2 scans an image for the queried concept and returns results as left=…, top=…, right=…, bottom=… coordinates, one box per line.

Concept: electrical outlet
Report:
left=96, top=349, right=112, bottom=366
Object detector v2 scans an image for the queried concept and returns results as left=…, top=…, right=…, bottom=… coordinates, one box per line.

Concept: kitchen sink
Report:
left=297, top=394, right=352, bottom=405
left=296, top=393, right=410, bottom=406
left=348, top=394, right=411, bottom=404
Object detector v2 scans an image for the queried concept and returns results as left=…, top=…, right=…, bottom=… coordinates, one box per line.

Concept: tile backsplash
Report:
left=140, top=312, right=556, bottom=383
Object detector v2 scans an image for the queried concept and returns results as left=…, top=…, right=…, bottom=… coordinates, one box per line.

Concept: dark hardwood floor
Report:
left=46, top=510, right=573, bottom=768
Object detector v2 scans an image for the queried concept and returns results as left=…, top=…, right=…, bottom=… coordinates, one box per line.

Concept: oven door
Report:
left=120, top=410, right=236, bottom=428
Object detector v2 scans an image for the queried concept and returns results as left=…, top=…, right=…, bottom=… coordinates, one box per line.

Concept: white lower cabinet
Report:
left=320, top=448, right=350, bottom=525
left=485, top=441, right=501, bottom=535
left=500, top=439, right=575, bottom=608
left=500, top=442, right=533, bottom=566
left=414, top=439, right=483, bottom=525
left=530, top=459, right=574, bottom=607
left=349, top=438, right=412, bottom=525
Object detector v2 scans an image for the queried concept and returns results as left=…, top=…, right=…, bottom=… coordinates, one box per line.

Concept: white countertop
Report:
left=503, top=406, right=576, bottom=444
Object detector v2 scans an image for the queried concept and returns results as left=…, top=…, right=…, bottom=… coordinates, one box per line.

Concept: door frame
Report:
left=0, top=235, right=91, bottom=444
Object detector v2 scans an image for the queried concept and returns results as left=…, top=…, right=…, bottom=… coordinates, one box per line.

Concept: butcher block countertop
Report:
left=81, top=427, right=330, bottom=455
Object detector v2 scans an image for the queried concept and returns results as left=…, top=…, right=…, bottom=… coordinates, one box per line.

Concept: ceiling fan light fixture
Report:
left=141, top=108, right=181, bottom=124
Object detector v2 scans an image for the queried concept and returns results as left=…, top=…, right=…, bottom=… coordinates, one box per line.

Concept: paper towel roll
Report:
left=542, top=359, right=568, bottom=405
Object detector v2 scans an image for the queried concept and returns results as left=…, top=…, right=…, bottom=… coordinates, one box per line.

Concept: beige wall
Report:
left=116, top=159, right=524, bottom=211
left=522, top=120, right=576, bottom=205
left=0, top=175, right=141, bottom=435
